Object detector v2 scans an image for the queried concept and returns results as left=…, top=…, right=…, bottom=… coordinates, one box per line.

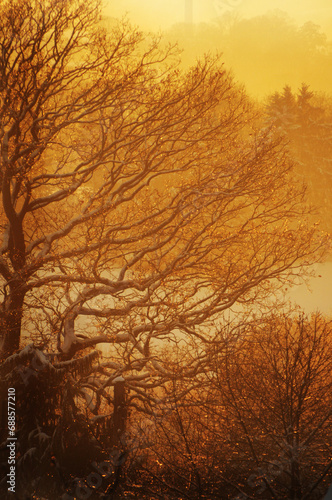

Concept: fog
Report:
left=287, top=262, right=332, bottom=315
left=103, top=1, right=332, bottom=99
left=104, top=0, right=332, bottom=34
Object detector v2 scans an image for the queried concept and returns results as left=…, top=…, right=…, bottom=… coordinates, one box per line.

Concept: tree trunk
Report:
left=290, top=459, right=302, bottom=500
left=0, top=282, right=25, bottom=360
left=104, top=379, right=127, bottom=499
left=112, top=379, right=127, bottom=447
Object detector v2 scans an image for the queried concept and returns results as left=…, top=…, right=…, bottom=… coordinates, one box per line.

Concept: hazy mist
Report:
left=104, top=0, right=332, bottom=99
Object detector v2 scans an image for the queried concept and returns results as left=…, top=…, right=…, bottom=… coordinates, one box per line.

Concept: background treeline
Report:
left=163, top=13, right=332, bottom=234
left=164, top=12, right=332, bottom=97
left=265, top=83, right=332, bottom=234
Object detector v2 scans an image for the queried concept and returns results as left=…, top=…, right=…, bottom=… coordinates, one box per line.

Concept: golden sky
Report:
left=105, top=0, right=332, bottom=33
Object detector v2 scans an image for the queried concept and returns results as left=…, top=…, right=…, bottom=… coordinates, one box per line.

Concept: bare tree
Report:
left=205, top=313, right=332, bottom=499
left=0, top=0, right=325, bottom=412
left=138, top=314, right=332, bottom=499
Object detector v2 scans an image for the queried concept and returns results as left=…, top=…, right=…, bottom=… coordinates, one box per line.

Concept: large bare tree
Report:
left=0, top=0, right=325, bottom=407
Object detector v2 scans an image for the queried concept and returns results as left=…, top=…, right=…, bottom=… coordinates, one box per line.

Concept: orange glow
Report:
left=103, top=1, right=332, bottom=98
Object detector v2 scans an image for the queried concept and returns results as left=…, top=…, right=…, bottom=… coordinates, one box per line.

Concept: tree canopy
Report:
left=0, top=0, right=324, bottom=374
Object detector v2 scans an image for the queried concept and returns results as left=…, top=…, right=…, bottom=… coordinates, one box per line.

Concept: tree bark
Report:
left=0, top=281, right=25, bottom=360
left=112, top=380, right=127, bottom=447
